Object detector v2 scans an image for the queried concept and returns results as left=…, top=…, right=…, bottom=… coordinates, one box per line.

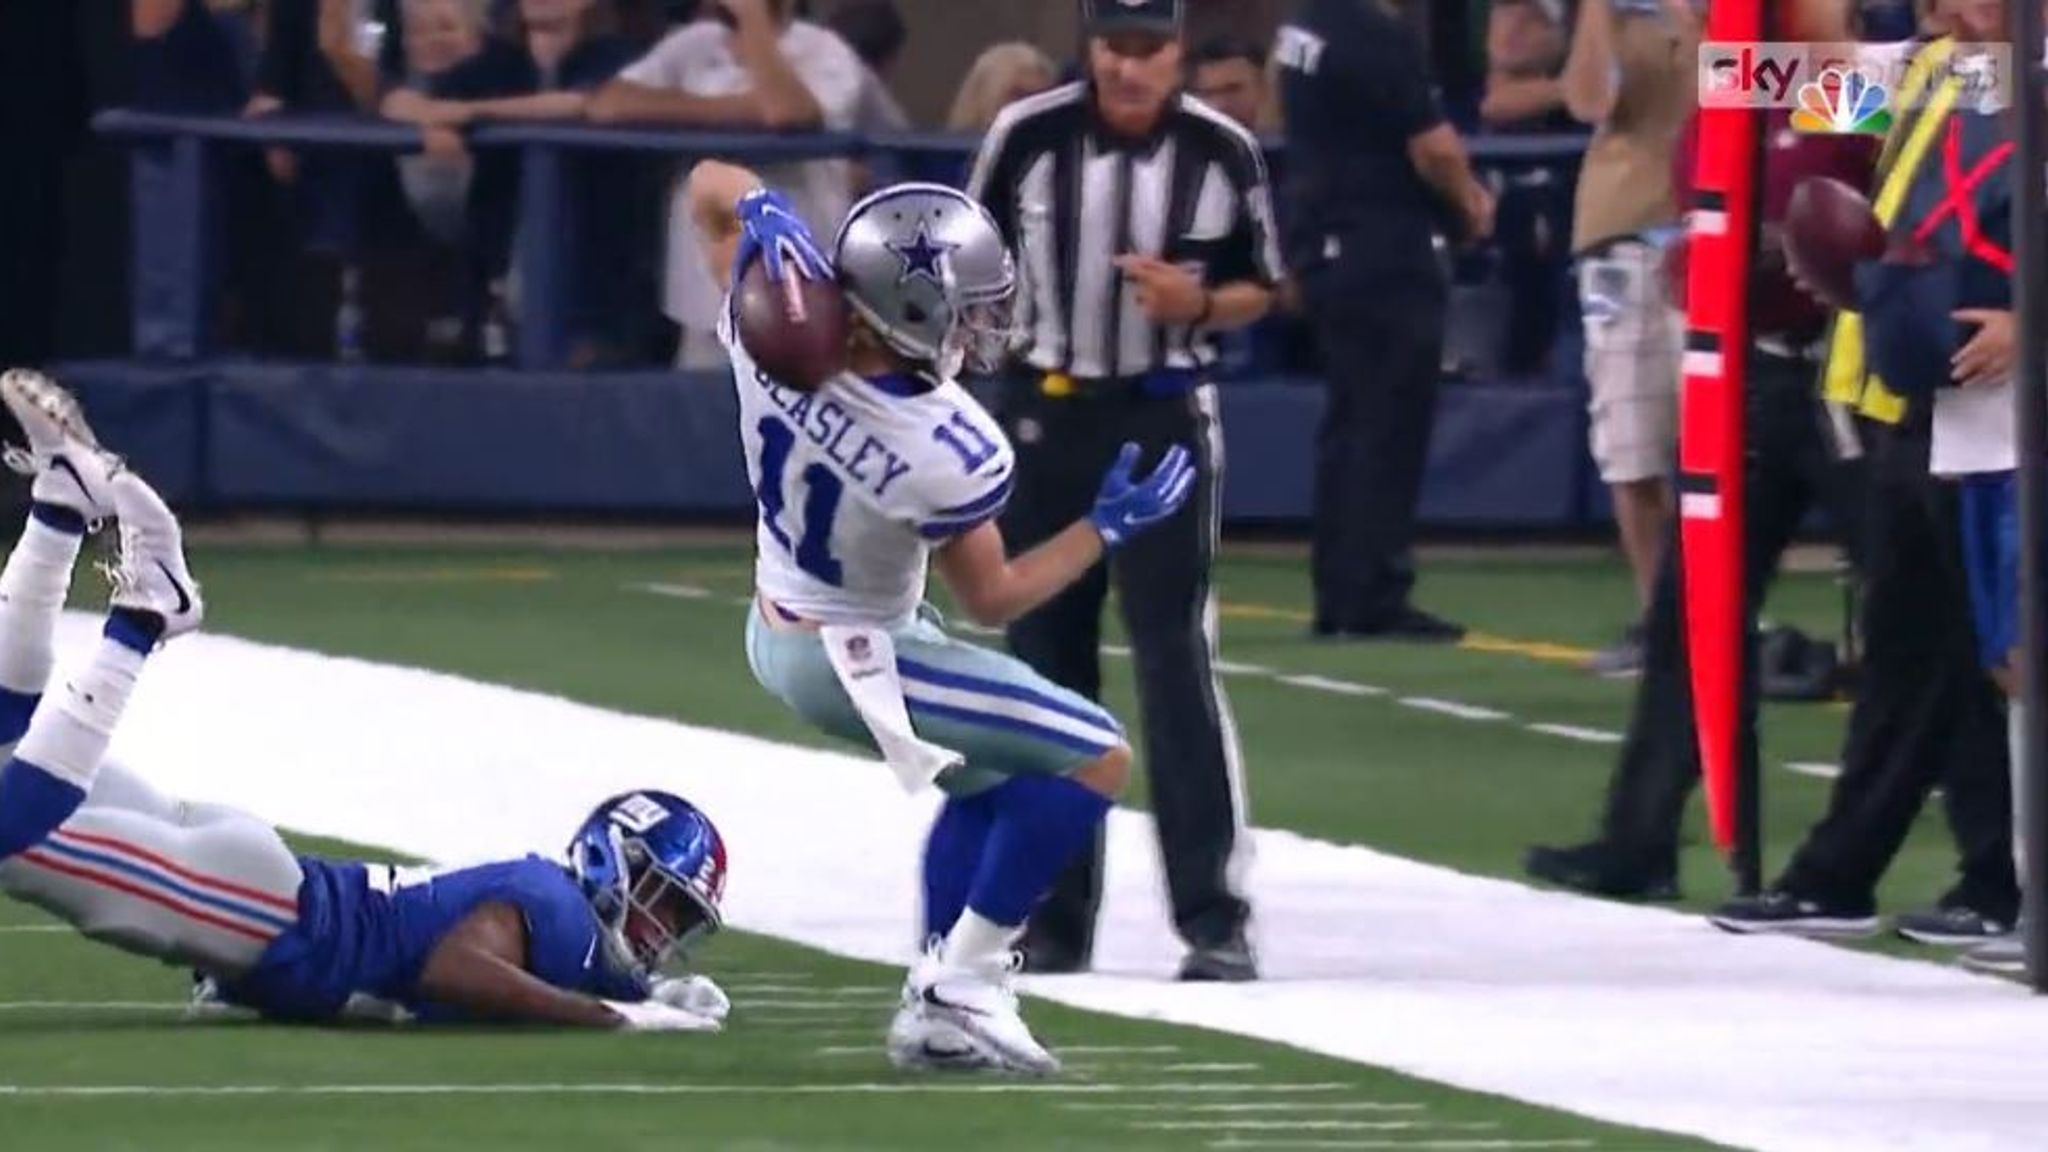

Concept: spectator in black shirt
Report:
left=1480, top=0, right=1572, bottom=132
left=383, top=0, right=637, bottom=363
left=825, top=0, right=908, bottom=132
left=1277, top=0, right=1492, bottom=641
left=383, top=0, right=632, bottom=128
left=133, top=0, right=259, bottom=112
left=1188, top=36, right=1269, bottom=133
left=1481, top=0, right=1577, bottom=374
left=388, top=0, right=486, bottom=247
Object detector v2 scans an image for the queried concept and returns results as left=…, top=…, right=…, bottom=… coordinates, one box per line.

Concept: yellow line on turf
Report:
left=1458, top=631, right=1598, bottom=666
left=1216, top=603, right=1596, bottom=667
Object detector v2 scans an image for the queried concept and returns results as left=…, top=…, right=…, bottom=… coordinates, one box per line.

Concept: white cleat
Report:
left=887, top=990, right=1000, bottom=1071
left=0, top=369, right=124, bottom=524
left=902, top=943, right=1060, bottom=1076
left=104, top=473, right=203, bottom=641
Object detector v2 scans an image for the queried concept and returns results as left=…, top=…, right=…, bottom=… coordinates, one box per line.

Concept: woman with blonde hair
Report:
left=947, top=42, right=1057, bottom=132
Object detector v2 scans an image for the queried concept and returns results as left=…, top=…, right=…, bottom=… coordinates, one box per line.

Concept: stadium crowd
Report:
left=122, top=0, right=1577, bottom=373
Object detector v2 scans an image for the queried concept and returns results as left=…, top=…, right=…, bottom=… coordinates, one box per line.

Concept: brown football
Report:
left=735, top=259, right=850, bottom=391
left=1783, top=176, right=1885, bottom=312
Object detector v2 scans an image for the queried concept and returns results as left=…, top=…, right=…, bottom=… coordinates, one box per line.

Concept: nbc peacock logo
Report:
left=1791, top=67, right=1892, bottom=135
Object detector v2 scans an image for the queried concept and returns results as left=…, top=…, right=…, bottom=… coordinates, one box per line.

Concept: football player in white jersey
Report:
left=686, top=159, right=1196, bottom=1074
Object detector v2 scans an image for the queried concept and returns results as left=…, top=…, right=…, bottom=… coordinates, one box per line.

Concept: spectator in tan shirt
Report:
left=1562, top=0, right=1697, bottom=677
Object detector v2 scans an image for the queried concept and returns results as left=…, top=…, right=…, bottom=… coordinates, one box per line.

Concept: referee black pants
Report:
left=998, top=376, right=1251, bottom=957
left=1598, top=359, right=2015, bottom=915
left=1301, top=277, right=1447, bottom=629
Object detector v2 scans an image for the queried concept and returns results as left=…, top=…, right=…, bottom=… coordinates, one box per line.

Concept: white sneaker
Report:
left=0, top=369, right=123, bottom=524
left=1960, top=937, right=2027, bottom=977
left=904, top=943, right=1059, bottom=1075
left=103, top=473, right=203, bottom=640
left=886, top=973, right=1000, bottom=1072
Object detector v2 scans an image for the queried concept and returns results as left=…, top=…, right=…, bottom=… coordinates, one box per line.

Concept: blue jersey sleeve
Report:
left=504, top=860, right=642, bottom=1000
left=917, top=467, right=1014, bottom=540
left=392, top=857, right=647, bottom=1020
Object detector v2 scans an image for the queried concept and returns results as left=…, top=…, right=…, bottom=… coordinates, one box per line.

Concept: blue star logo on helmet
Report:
left=886, top=221, right=957, bottom=287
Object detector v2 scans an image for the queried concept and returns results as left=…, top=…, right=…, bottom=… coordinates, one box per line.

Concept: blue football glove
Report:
left=1090, top=443, right=1196, bottom=549
left=733, top=188, right=833, bottom=291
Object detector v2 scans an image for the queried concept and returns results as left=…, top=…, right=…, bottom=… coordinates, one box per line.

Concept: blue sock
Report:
left=0, top=759, right=85, bottom=859
left=922, top=792, right=998, bottom=940
left=964, top=774, right=1113, bottom=927
left=104, top=611, right=163, bottom=656
left=0, top=688, right=36, bottom=747
left=29, top=504, right=85, bottom=536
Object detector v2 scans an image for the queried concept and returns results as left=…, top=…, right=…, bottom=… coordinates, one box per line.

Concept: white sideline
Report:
left=47, top=617, right=2048, bottom=1152
left=0, top=1081, right=1346, bottom=1098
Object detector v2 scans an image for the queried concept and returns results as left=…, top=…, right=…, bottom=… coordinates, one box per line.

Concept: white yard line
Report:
left=1522, top=724, right=1623, bottom=746
left=1397, top=698, right=1509, bottom=723
left=1784, top=761, right=1841, bottom=781
left=1275, top=675, right=1387, bottom=697
left=0, top=925, right=71, bottom=934
left=626, top=583, right=712, bottom=600
left=721, top=984, right=886, bottom=996
left=615, top=581, right=1646, bottom=760
left=1139, top=1121, right=1491, bottom=1132
left=85, top=618, right=2048, bottom=1152
left=0, top=1081, right=1354, bottom=1099
left=737, top=996, right=897, bottom=1004
left=0, top=1001, right=188, bottom=1012
left=1159, top=1062, right=1264, bottom=1073
left=1066, top=1104, right=1426, bottom=1114
left=1206, top=1142, right=1594, bottom=1151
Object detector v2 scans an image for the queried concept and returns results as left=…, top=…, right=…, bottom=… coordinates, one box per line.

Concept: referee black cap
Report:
left=1084, top=0, right=1184, bottom=38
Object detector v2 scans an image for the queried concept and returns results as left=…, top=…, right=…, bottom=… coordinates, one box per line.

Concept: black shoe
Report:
left=1325, top=607, right=1467, bottom=644
left=1015, top=934, right=1089, bottom=975
left=1896, top=903, right=2015, bottom=948
left=1523, top=841, right=1680, bottom=901
left=1708, top=890, right=1879, bottom=938
left=1178, top=935, right=1258, bottom=982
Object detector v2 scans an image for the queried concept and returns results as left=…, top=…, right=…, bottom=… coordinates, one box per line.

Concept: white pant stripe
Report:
left=1192, top=385, right=1253, bottom=897
left=901, top=682, right=1121, bottom=752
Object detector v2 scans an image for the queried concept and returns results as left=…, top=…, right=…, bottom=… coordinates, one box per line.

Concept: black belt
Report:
left=1752, top=334, right=1826, bottom=363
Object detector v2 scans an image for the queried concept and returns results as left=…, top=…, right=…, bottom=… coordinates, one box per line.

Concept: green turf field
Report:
left=0, top=537, right=1951, bottom=1150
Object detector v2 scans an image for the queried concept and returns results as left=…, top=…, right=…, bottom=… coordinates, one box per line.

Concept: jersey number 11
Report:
left=755, top=416, right=846, bottom=586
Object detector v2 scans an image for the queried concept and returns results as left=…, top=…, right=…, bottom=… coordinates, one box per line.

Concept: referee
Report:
left=966, top=0, right=1283, bottom=982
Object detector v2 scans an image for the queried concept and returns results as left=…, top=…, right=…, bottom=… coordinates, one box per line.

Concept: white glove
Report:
left=650, top=973, right=731, bottom=1023
left=339, top=993, right=413, bottom=1025
left=603, top=997, right=723, bottom=1033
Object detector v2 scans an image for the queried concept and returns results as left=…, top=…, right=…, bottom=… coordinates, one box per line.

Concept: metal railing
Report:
left=95, top=109, right=1590, bottom=371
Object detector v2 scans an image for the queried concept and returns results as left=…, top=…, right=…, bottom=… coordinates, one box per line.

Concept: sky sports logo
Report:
left=1698, top=42, right=2011, bottom=133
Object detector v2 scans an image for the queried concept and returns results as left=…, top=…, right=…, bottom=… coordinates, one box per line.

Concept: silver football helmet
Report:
left=833, top=183, right=1019, bottom=379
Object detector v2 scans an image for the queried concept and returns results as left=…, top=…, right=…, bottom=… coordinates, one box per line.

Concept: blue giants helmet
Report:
left=568, top=791, right=728, bottom=977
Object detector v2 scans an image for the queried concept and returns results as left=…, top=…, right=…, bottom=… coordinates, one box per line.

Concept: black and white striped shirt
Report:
left=966, top=82, right=1286, bottom=381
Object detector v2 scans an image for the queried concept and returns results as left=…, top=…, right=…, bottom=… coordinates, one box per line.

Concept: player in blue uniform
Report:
left=0, top=371, right=731, bottom=1031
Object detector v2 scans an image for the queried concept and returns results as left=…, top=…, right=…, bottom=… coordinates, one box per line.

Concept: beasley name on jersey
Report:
left=220, top=855, right=642, bottom=1021
left=719, top=301, right=1014, bottom=625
